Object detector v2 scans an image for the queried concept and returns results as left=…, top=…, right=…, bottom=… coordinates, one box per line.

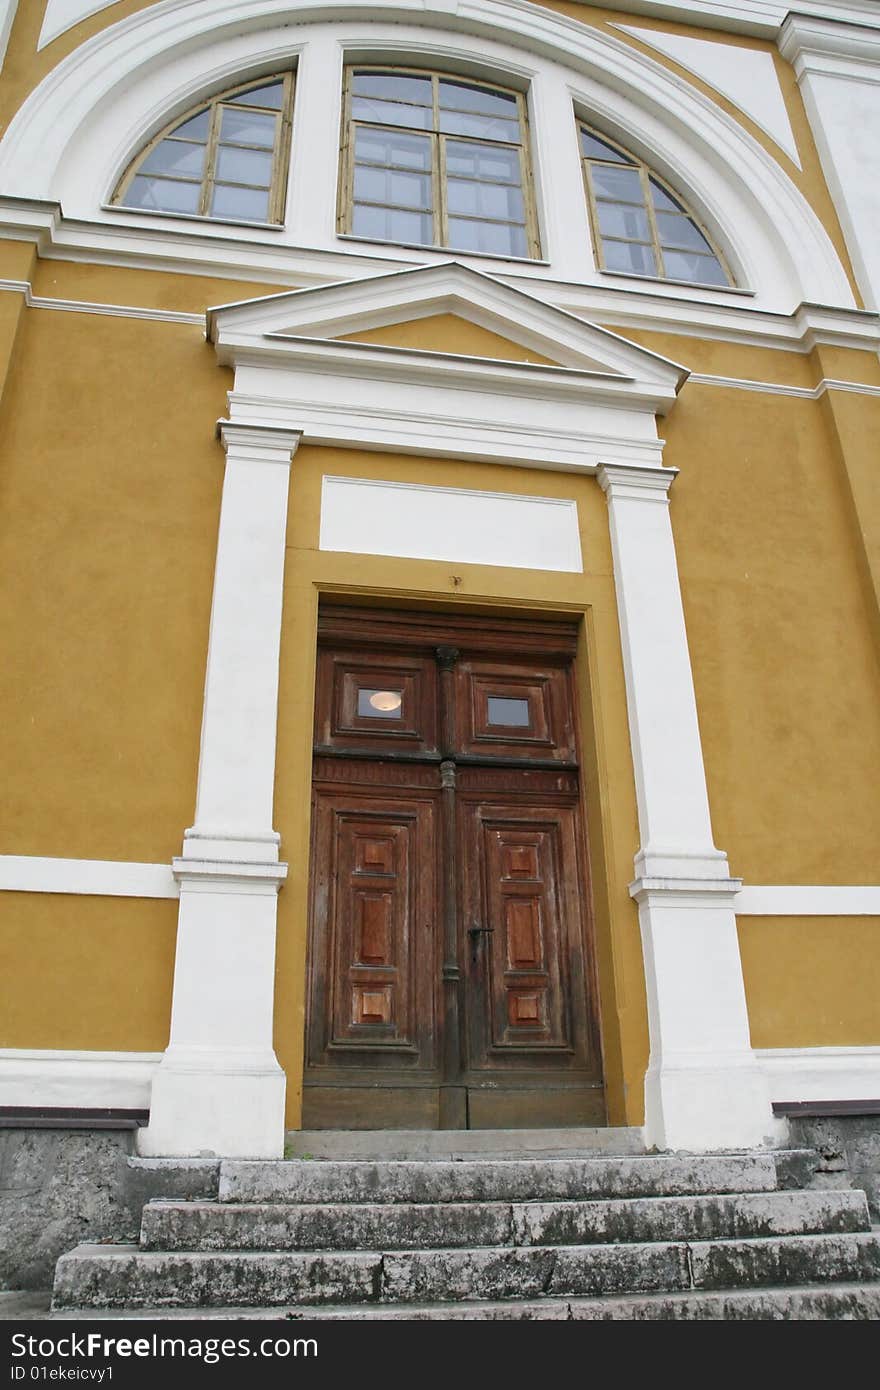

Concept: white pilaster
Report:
left=598, top=463, right=778, bottom=1152
left=138, top=421, right=301, bottom=1159
left=780, top=17, right=880, bottom=312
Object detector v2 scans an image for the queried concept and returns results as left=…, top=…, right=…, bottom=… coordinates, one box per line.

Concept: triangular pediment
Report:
left=207, top=261, right=687, bottom=404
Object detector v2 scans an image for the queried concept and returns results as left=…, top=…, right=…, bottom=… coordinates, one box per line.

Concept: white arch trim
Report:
left=0, top=0, right=854, bottom=311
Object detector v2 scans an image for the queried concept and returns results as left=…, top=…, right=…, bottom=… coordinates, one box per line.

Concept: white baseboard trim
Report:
left=757, top=1047, right=880, bottom=1104
left=2, top=1046, right=878, bottom=1120
left=0, top=1050, right=163, bottom=1110
left=0, top=855, right=178, bottom=898
left=736, top=885, right=880, bottom=915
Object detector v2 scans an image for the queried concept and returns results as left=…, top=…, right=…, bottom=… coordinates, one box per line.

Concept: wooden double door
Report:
left=304, top=606, right=604, bottom=1129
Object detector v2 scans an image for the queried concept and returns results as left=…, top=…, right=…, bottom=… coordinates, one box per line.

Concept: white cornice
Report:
left=780, top=13, right=880, bottom=82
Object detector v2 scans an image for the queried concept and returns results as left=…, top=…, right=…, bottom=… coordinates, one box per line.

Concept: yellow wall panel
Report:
left=663, top=387, right=880, bottom=885
left=0, top=308, right=229, bottom=863
left=738, top=917, right=880, bottom=1048
left=0, top=893, right=176, bottom=1051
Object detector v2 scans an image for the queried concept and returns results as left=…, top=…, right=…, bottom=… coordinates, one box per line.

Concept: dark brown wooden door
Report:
left=303, top=607, right=604, bottom=1129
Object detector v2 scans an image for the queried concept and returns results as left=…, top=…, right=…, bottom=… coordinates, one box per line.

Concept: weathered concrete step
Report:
left=47, top=1281, right=880, bottom=1320
left=139, top=1188, right=870, bottom=1252
left=51, top=1233, right=880, bottom=1309
left=285, top=1127, right=646, bottom=1160
left=218, top=1152, right=786, bottom=1205
left=277, top=1282, right=880, bottom=1320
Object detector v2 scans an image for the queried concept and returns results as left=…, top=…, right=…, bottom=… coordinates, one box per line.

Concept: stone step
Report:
left=284, top=1127, right=646, bottom=1161
left=218, top=1152, right=786, bottom=1205
left=46, top=1282, right=880, bottom=1321
left=139, top=1188, right=870, bottom=1252
left=51, top=1232, right=880, bottom=1309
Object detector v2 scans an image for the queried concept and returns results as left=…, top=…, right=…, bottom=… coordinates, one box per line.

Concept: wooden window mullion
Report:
left=201, top=102, right=225, bottom=218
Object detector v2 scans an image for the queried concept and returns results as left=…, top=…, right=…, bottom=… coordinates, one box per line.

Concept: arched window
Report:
left=339, top=67, right=540, bottom=258
left=113, top=74, right=295, bottom=224
left=579, top=124, right=732, bottom=287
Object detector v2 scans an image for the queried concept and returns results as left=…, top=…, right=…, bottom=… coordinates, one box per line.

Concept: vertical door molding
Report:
left=138, top=421, right=302, bottom=1159
left=598, top=462, right=779, bottom=1152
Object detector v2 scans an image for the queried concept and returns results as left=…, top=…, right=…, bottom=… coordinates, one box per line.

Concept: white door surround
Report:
left=141, top=261, right=777, bottom=1155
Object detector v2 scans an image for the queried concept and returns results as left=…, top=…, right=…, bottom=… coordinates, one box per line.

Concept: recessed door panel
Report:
left=307, top=785, right=439, bottom=1069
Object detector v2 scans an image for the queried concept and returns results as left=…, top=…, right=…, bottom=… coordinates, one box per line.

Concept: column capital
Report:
left=779, top=14, right=880, bottom=81
left=217, top=419, right=303, bottom=463
left=597, top=463, right=679, bottom=502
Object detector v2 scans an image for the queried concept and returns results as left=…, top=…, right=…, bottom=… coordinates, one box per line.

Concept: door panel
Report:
left=306, top=785, right=439, bottom=1072
left=460, top=799, right=598, bottom=1077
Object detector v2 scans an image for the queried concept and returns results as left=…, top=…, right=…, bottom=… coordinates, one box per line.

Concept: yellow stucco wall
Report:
left=0, top=893, right=176, bottom=1051
left=0, top=301, right=228, bottom=864
left=738, top=918, right=880, bottom=1047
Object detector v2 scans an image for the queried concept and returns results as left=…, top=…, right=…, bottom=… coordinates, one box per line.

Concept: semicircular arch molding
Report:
left=0, top=0, right=854, bottom=310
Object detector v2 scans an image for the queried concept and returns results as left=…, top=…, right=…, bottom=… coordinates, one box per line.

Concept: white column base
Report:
left=137, top=1047, right=286, bottom=1159
left=633, top=876, right=780, bottom=1153
left=644, top=1055, right=787, bottom=1153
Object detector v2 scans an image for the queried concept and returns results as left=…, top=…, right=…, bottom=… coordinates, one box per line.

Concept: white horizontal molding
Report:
left=688, top=372, right=880, bottom=399
left=736, top=885, right=880, bottom=915
left=0, top=1049, right=162, bottom=1110
left=0, top=277, right=203, bottom=325
left=0, top=855, right=178, bottom=898
left=228, top=389, right=663, bottom=472
left=2, top=201, right=877, bottom=356
left=320, top=476, right=583, bottom=572
left=757, top=1047, right=880, bottom=1104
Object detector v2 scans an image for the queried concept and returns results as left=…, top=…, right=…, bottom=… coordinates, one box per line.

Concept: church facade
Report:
left=0, top=0, right=878, bottom=1173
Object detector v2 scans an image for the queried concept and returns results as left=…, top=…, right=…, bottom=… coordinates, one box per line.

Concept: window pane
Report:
left=655, top=211, right=712, bottom=252
left=228, top=81, right=284, bottom=109
left=210, top=183, right=270, bottom=220
left=220, top=108, right=276, bottom=147
left=354, top=164, right=432, bottom=210
left=662, top=249, right=728, bottom=284
left=353, top=203, right=434, bottom=244
left=580, top=128, right=630, bottom=163
left=447, top=177, right=524, bottom=222
left=439, top=80, right=517, bottom=118
left=596, top=201, right=651, bottom=241
left=353, top=72, right=432, bottom=106
left=140, top=139, right=206, bottom=179
left=590, top=164, right=644, bottom=203
left=357, top=688, right=404, bottom=718
left=649, top=178, right=685, bottom=213
left=354, top=126, right=432, bottom=171
left=438, top=108, right=520, bottom=143
left=448, top=217, right=527, bottom=256
left=215, top=145, right=273, bottom=187
left=487, top=696, right=530, bottom=727
left=351, top=96, right=432, bottom=130
left=602, top=238, right=657, bottom=275
left=173, top=110, right=210, bottom=141
left=444, top=140, right=519, bottom=183
left=123, top=175, right=201, bottom=213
